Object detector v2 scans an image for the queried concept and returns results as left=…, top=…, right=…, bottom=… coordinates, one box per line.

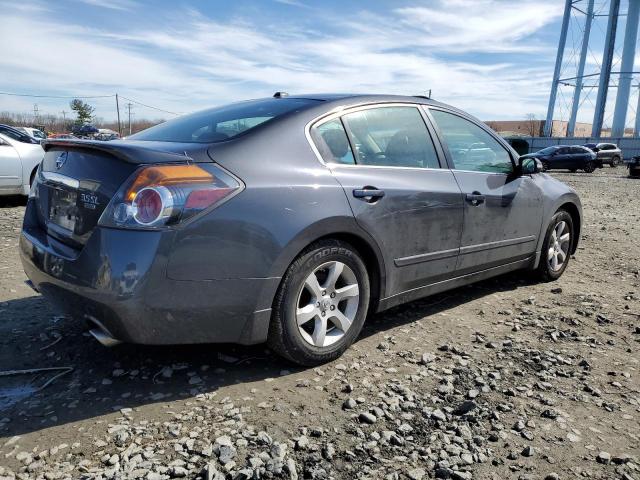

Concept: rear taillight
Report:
left=99, top=163, right=242, bottom=229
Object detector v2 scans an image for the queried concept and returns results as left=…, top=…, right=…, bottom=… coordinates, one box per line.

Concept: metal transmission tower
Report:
left=545, top=0, right=640, bottom=138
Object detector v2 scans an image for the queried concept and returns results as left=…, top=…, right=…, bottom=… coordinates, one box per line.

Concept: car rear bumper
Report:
left=19, top=214, right=279, bottom=346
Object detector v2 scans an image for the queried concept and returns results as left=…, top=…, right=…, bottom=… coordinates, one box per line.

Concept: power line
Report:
left=0, top=91, right=182, bottom=117
left=119, top=96, right=181, bottom=116
left=0, top=91, right=115, bottom=99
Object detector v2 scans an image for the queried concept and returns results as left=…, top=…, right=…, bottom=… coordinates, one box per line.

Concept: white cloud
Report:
left=273, top=0, right=308, bottom=8
left=76, top=0, right=139, bottom=11
left=394, top=0, right=563, bottom=53
left=0, top=1, right=564, bottom=121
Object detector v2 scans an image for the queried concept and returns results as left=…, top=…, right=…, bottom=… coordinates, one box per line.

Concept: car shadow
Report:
left=0, top=271, right=534, bottom=437
left=0, top=195, right=27, bottom=208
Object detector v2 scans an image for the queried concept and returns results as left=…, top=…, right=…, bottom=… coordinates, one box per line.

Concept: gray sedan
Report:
left=20, top=94, right=582, bottom=365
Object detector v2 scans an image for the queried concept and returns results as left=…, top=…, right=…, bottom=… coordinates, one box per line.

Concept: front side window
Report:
left=341, top=106, right=440, bottom=168
left=429, top=109, right=513, bottom=173
left=310, top=119, right=355, bottom=165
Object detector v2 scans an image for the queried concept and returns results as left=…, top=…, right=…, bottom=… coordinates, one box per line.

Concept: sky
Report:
left=0, top=0, right=630, bottom=124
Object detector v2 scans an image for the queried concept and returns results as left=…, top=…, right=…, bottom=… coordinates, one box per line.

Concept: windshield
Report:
left=130, top=98, right=319, bottom=143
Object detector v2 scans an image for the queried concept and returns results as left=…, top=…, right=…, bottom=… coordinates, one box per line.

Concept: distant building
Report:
left=484, top=119, right=593, bottom=137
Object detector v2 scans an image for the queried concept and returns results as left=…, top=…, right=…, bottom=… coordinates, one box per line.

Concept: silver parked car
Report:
left=583, top=142, right=623, bottom=167
left=20, top=94, right=582, bottom=365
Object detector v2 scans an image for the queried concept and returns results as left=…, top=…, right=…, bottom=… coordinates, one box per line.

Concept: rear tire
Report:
left=542, top=161, right=550, bottom=172
left=536, top=211, right=574, bottom=282
left=611, top=156, right=619, bottom=167
left=268, top=239, right=370, bottom=366
left=583, top=161, right=596, bottom=173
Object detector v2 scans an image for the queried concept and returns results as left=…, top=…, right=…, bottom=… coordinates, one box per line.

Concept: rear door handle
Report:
left=465, top=192, right=485, bottom=206
left=353, top=187, right=385, bottom=203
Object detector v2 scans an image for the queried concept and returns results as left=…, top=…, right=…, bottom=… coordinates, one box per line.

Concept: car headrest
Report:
left=384, top=129, right=425, bottom=167
left=321, top=129, right=349, bottom=160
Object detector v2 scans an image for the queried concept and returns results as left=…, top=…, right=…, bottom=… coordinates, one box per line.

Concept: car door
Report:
left=309, top=104, right=464, bottom=295
left=426, top=107, right=543, bottom=274
left=566, top=147, right=581, bottom=169
left=0, top=135, right=22, bottom=190
left=552, top=147, right=569, bottom=168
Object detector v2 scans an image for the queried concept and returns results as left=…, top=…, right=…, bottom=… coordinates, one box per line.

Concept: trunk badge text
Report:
left=80, top=193, right=100, bottom=209
left=56, top=152, right=68, bottom=169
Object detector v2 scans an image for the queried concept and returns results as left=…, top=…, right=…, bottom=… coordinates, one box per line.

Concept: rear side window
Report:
left=311, top=119, right=356, bottom=165
left=130, top=98, right=318, bottom=143
left=341, top=106, right=440, bottom=168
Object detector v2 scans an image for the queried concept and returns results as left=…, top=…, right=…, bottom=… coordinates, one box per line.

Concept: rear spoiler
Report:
left=42, top=139, right=201, bottom=165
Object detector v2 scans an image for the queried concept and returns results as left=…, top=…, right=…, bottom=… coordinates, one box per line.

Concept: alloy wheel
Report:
left=547, top=220, right=571, bottom=272
left=295, top=261, right=359, bottom=348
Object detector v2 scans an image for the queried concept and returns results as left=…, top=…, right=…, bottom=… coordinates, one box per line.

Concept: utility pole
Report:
left=115, top=93, right=122, bottom=137
left=33, top=104, right=40, bottom=125
left=60, top=110, right=67, bottom=132
left=567, top=0, right=594, bottom=138
left=544, top=0, right=572, bottom=137
left=611, top=0, right=640, bottom=138
left=126, top=102, right=133, bottom=136
left=592, top=0, right=620, bottom=137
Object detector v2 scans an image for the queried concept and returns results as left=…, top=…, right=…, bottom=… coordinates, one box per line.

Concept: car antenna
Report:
left=273, top=91, right=289, bottom=98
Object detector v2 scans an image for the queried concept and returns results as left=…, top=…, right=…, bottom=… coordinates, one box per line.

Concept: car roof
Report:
left=287, top=93, right=454, bottom=109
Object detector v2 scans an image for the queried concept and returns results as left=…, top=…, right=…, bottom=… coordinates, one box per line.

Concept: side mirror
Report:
left=519, top=156, right=543, bottom=175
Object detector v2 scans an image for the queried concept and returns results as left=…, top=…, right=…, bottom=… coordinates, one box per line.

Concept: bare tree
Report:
left=485, top=121, right=499, bottom=132
left=525, top=113, right=538, bottom=137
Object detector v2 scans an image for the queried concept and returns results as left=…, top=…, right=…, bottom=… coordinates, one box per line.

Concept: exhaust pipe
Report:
left=89, top=328, right=122, bottom=347
left=85, top=315, right=122, bottom=347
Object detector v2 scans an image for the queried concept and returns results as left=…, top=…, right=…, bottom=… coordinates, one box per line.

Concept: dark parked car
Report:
left=20, top=94, right=582, bottom=365
left=627, top=156, right=640, bottom=177
left=72, top=124, right=99, bottom=137
left=520, top=145, right=598, bottom=173
left=583, top=142, right=622, bottom=167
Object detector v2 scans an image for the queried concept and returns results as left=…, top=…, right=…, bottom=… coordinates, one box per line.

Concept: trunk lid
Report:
left=35, top=140, right=210, bottom=248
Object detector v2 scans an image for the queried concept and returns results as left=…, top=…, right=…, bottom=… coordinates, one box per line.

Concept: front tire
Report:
left=536, top=211, right=574, bottom=282
left=583, top=161, right=596, bottom=173
left=268, top=240, right=370, bottom=366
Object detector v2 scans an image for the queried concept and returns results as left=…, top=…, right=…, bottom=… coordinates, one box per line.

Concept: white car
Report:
left=0, top=132, right=44, bottom=195
left=16, top=127, right=47, bottom=141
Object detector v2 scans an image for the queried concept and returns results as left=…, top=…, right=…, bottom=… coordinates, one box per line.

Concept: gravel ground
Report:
left=0, top=169, right=638, bottom=480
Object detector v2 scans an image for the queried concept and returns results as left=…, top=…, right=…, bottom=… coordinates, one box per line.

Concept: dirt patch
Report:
left=0, top=170, right=638, bottom=480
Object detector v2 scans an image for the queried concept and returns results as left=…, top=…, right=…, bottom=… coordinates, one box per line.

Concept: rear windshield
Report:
left=129, top=98, right=318, bottom=143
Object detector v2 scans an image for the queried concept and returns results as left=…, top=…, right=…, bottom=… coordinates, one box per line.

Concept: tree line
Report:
left=0, top=98, right=165, bottom=135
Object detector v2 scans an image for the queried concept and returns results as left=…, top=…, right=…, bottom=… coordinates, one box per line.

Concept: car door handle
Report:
left=465, top=192, right=485, bottom=206
left=353, top=187, right=385, bottom=203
